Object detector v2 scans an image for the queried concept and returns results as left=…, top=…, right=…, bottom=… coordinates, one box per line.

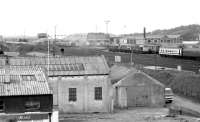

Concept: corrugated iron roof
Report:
left=0, top=55, right=110, bottom=76
left=0, top=66, right=52, bottom=96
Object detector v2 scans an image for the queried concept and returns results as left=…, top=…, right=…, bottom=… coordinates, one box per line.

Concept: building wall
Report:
left=115, top=83, right=164, bottom=108
left=49, top=75, right=113, bottom=113
left=0, top=95, right=53, bottom=113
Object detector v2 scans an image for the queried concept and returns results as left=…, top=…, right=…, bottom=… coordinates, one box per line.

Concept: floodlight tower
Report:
left=105, top=20, right=110, bottom=34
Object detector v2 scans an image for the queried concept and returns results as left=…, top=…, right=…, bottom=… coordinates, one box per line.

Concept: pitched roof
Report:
left=167, top=35, right=181, bottom=38
left=146, top=35, right=164, bottom=39
left=146, top=35, right=181, bottom=39
left=0, top=66, right=52, bottom=96
left=0, top=55, right=110, bottom=76
left=114, top=69, right=164, bottom=87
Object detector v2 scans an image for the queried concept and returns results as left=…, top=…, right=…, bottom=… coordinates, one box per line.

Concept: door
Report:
left=127, top=86, right=149, bottom=107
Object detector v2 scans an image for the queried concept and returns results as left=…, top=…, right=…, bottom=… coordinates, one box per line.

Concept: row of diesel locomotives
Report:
left=159, top=47, right=200, bottom=60
left=108, top=43, right=160, bottom=54
left=108, top=43, right=200, bottom=60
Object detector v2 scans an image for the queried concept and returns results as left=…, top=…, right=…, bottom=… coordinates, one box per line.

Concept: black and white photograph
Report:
left=0, top=0, right=200, bottom=121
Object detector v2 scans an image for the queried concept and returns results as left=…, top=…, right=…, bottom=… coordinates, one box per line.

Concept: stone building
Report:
left=0, top=56, right=113, bottom=113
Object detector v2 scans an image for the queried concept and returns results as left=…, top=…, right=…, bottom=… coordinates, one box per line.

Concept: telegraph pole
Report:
left=53, top=25, right=57, bottom=56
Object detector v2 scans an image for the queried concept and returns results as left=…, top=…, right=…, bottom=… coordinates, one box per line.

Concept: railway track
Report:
left=97, top=49, right=200, bottom=73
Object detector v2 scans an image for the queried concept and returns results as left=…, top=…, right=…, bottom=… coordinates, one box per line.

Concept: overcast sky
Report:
left=1, top=0, right=200, bottom=37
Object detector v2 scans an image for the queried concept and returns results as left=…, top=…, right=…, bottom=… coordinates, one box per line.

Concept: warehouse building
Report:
left=114, top=69, right=165, bottom=108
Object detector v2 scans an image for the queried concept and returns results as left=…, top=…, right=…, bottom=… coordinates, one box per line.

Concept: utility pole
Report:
left=131, top=46, right=133, bottom=66
left=53, top=25, right=57, bottom=56
left=47, top=35, right=50, bottom=77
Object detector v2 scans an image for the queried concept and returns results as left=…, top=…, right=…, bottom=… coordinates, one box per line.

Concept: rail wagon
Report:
left=159, top=47, right=182, bottom=56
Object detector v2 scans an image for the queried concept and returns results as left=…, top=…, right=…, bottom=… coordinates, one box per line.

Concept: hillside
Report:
left=151, top=24, right=200, bottom=40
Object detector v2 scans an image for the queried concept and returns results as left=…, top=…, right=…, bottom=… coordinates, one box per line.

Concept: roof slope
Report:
left=114, top=69, right=165, bottom=87
left=0, top=55, right=110, bottom=76
left=0, top=66, right=51, bottom=96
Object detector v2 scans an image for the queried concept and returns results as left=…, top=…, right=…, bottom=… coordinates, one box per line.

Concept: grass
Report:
left=142, top=68, right=200, bottom=102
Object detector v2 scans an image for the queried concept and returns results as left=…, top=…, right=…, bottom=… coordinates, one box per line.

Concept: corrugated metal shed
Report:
left=0, top=66, right=51, bottom=96
left=0, top=55, right=110, bottom=76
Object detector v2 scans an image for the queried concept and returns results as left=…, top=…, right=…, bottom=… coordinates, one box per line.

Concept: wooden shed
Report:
left=0, top=66, right=53, bottom=122
left=114, top=69, right=165, bottom=108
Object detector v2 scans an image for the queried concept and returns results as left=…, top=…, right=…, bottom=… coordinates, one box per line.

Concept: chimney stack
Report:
left=143, top=27, right=146, bottom=39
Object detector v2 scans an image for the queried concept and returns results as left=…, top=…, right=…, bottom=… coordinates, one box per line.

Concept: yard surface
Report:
left=59, top=107, right=200, bottom=122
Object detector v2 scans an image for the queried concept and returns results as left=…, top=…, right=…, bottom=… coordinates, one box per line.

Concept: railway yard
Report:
left=55, top=46, right=200, bottom=73
left=0, top=43, right=200, bottom=122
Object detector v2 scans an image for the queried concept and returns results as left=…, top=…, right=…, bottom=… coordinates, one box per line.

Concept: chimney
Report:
left=143, top=27, right=146, bottom=39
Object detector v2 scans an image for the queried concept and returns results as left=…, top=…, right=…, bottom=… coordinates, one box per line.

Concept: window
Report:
left=25, top=101, right=40, bottom=111
left=0, top=100, right=4, bottom=112
left=95, top=87, right=102, bottom=100
left=21, top=75, right=36, bottom=81
left=69, top=88, right=77, bottom=102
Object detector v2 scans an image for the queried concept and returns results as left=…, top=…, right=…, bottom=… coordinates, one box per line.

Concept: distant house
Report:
left=114, top=69, right=165, bottom=108
left=0, top=56, right=113, bottom=113
left=0, top=66, right=53, bottom=122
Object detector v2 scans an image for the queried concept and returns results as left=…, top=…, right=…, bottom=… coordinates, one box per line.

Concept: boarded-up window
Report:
left=95, top=87, right=102, bottom=100
left=0, top=100, right=4, bottom=111
left=69, top=88, right=77, bottom=102
left=25, top=101, right=40, bottom=111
